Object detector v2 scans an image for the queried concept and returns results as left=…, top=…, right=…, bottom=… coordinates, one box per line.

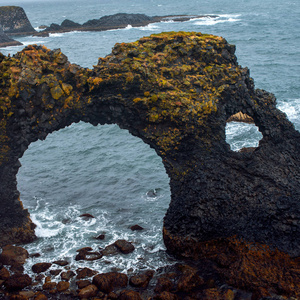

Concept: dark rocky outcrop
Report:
left=0, top=28, right=22, bottom=47
left=0, top=32, right=299, bottom=296
left=36, top=13, right=217, bottom=35
left=0, top=6, right=35, bottom=34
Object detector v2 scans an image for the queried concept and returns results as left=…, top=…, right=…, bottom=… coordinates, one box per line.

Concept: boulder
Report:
left=92, top=272, right=128, bottom=293
left=0, top=267, right=10, bottom=280
left=32, top=262, right=52, bottom=273
left=56, top=280, right=69, bottom=292
left=78, top=284, right=98, bottom=299
left=114, top=240, right=135, bottom=254
left=76, top=267, right=97, bottom=279
left=52, top=259, right=68, bottom=266
left=61, top=270, right=75, bottom=281
left=129, top=270, right=154, bottom=288
left=130, top=225, right=144, bottom=231
left=119, top=290, right=143, bottom=300
left=4, top=273, right=32, bottom=290
left=76, top=279, right=91, bottom=289
left=0, top=245, right=29, bottom=266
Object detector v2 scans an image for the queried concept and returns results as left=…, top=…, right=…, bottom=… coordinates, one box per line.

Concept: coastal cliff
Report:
left=0, top=32, right=300, bottom=297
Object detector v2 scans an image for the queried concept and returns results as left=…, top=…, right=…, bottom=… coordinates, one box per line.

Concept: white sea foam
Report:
left=278, top=100, right=299, bottom=122
left=138, top=23, right=159, bottom=31
left=193, top=14, right=241, bottom=26
left=125, top=24, right=133, bottom=30
left=49, top=33, right=64, bottom=37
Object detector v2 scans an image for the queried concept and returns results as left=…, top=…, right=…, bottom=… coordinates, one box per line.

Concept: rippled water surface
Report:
left=1, top=0, right=299, bottom=275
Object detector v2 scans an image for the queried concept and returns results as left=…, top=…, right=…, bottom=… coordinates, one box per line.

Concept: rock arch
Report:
left=0, top=32, right=299, bottom=258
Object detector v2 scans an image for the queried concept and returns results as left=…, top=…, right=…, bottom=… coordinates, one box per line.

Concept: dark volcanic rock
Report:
left=0, top=245, right=29, bottom=265
left=82, top=13, right=152, bottom=28
left=114, top=239, right=135, bottom=254
left=0, top=6, right=35, bottom=34
left=32, top=262, right=52, bottom=273
left=92, top=272, right=128, bottom=293
left=130, top=224, right=144, bottom=231
left=61, top=19, right=80, bottom=28
left=129, top=270, right=154, bottom=288
left=119, top=290, right=143, bottom=300
left=0, top=32, right=299, bottom=298
left=4, top=273, right=32, bottom=290
left=0, top=28, right=22, bottom=47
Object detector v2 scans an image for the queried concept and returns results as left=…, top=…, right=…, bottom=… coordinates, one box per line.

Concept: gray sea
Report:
left=1, top=0, right=299, bottom=276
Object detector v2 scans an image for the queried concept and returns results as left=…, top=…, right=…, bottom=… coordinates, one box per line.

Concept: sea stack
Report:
left=0, top=6, right=35, bottom=34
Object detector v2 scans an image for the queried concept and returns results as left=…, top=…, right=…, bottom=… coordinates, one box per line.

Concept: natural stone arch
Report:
left=0, top=32, right=299, bottom=260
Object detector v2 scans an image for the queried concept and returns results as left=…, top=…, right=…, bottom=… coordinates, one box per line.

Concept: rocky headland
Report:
left=0, top=32, right=299, bottom=298
left=35, top=13, right=217, bottom=36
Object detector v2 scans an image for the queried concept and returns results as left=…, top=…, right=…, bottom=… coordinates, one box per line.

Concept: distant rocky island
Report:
left=0, top=5, right=217, bottom=47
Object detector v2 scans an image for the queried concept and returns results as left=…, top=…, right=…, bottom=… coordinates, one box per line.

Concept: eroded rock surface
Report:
left=0, top=32, right=299, bottom=264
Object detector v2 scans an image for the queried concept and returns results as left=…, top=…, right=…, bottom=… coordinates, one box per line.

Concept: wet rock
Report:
left=0, top=267, right=10, bottom=280
left=76, top=267, right=98, bottom=279
left=75, top=247, right=102, bottom=261
left=176, top=267, right=204, bottom=292
left=114, top=240, right=135, bottom=254
left=95, top=234, right=105, bottom=240
left=35, top=274, right=45, bottom=282
left=119, top=290, right=142, bottom=300
left=4, top=273, right=32, bottom=290
left=108, top=291, right=118, bottom=299
left=29, top=253, right=41, bottom=258
left=10, top=263, right=24, bottom=274
left=57, top=280, right=70, bottom=292
left=19, top=291, right=35, bottom=299
left=76, top=279, right=91, bottom=289
left=42, top=281, right=56, bottom=290
left=53, top=260, right=69, bottom=266
left=155, top=276, right=173, bottom=293
left=92, top=272, right=128, bottom=293
left=129, top=270, right=154, bottom=288
left=61, top=270, right=75, bottom=281
left=79, top=213, right=95, bottom=220
left=50, top=269, right=62, bottom=276
left=0, top=245, right=29, bottom=265
left=34, top=292, right=48, bottom=300
left=78, top=284, right=98, bottom=299
left=101, top=244, right=119, bottom=256
left=32, top=262, right=52, bottom=273
left=130, top=225, right=144, bottom=231
left=153, top=291, right=178, bottom=300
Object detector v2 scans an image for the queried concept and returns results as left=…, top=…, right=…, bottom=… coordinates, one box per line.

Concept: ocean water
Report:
left=0, top=0, right=299, bottom=276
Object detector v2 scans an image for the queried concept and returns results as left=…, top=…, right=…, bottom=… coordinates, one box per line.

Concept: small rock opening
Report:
left=225, top=112, right=263, bottom=152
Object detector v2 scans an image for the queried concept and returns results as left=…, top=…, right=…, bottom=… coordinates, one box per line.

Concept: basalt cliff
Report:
left=0, top=32, right=300, bottom=297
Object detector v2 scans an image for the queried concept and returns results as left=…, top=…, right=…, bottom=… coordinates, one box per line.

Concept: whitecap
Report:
left=49, top=33, right=64, bottom=37
left=124, top=24, right=133, bottom=30
left=138, top=23, right=159, bottom=31
left=193, top=14, right=241, bottom=26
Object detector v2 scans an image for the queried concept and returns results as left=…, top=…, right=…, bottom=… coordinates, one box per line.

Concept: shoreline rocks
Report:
left=33, top=13, right=218, bottom=36
left=0, top=243, right=299, bottom=299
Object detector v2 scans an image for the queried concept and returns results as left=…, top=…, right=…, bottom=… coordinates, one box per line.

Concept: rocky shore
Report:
left=1, top=241, right=299, bottom=300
